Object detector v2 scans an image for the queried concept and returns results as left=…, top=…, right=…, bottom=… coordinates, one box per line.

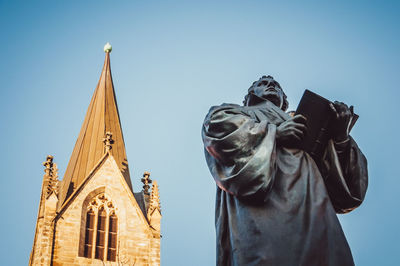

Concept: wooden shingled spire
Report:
left=58, top=44, right=132, bottom=206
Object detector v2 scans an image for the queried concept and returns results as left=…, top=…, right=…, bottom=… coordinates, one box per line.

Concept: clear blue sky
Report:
left=0, top=1, right=399, bottom=265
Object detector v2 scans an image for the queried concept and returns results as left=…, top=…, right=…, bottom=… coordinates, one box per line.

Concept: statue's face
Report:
left=249, top=77, right=284, bottom=108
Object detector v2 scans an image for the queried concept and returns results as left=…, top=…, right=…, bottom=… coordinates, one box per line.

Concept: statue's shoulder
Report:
left=205, top=103, right=243, bottom=119
left=208, top=103, right=242, bottom=112
left=203, top=104, right=244, bottom=125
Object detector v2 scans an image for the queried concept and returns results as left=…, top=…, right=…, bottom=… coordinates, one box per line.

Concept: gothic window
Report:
left=95, top=207, right=106, bottom=260
left=83, top=209, right=95, bottom=258
left=81, top=193, right=117, bottom=261
left=107, top=212, right=118, bottom=261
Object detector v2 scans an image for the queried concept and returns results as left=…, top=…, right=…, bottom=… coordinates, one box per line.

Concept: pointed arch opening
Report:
left=79, top=191, right=118, bottom=261
left=83, top=208, right=95, bottom=258
left=107, top=212, right=118, bottom=261
left=95, top=207, right=106, bottom=260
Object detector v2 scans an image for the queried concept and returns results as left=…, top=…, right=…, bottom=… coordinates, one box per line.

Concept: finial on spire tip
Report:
left=104, top=42, right=112, bottom=53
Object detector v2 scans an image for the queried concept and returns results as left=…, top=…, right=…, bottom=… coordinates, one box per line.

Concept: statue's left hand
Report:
left=330, top=101, right=354, bottom=142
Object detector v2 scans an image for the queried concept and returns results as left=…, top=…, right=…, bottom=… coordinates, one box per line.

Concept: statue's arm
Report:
left=202, top=105, right=277, bottom=202
left=321, top=137, right=368, bottom=213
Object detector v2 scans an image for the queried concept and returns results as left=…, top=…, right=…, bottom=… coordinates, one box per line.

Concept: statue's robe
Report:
left=202, top=101, right=368, bottom=266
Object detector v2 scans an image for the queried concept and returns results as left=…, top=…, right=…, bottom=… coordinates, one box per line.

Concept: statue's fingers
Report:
left=334, top=101, right=347, bottom=112
left=330, top=103, right=339, bottom=119
left=291, top=132, right=302, bottom=141
left=350, top=105, right=354, bottom=115
left=341, top=105, right=353, bottom=117
left=293, top=122, right=307, bottom=132
left=292, top=127, right=304, bottom=136
left=293, top=114, right=307, bottom=124
left=336, top=102, right=352, bottom=118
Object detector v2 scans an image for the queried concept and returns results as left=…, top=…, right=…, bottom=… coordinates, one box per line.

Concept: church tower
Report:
left=30, top=44, right=161, bottom=266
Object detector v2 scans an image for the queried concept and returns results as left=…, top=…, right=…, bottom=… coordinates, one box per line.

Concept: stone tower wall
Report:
left=51, top=156, right=160, bottom=266
left=30, top=193, right=58, bottom=266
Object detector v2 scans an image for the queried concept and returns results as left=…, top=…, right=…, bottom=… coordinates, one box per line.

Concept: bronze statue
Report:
left=202, top=75, right=368, bottom=266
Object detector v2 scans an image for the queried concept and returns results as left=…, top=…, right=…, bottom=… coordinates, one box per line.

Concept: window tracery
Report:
left=82, top=193, right=117, bottom=261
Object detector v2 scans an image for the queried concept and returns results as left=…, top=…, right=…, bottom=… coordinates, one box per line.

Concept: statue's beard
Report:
left=249, top=92, right=283, bottom=109
left=263, top=93, right=282, bottom=108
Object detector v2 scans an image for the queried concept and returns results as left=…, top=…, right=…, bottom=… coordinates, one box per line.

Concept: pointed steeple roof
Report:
left=59, top=45, right=132, bottom=205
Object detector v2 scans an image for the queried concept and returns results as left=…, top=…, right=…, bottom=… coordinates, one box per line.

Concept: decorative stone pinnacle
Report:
left=150, top=180, right=161, bottom=212
left=104, top=42, right=112, bottom=53
left=103, top=131, right=114, bottom=152
left=141, top=171, right=152, bottom=195
left=43, top=155, right=54, bottom=174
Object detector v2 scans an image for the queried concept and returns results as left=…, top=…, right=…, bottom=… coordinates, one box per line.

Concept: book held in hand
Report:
left=295, top=89, right=358, bottom=162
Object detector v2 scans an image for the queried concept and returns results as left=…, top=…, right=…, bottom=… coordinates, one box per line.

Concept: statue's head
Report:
left=244, top=75, right=288, bottom=111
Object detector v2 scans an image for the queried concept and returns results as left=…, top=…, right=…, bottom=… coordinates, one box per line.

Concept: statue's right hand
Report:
left=276, top=114, right=307, bottom=147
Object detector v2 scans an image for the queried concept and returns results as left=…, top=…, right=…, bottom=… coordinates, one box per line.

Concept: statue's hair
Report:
left=243, top=75, right=289, bottom=111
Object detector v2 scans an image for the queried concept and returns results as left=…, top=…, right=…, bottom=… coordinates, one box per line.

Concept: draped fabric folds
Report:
left=202, top=101, right=368, bottom=266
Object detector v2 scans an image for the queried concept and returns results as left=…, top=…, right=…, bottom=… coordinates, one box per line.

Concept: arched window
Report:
left=107, top=212, right=118, bottom=261
left=83, top=209, right=95, bottom=258
left=95, top=207, right=106, bottom=260
left=81, top=193, right=117, bottom=261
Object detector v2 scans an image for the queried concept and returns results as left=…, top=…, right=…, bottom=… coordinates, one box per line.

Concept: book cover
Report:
left=295, top=89, right=358, bottom=162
